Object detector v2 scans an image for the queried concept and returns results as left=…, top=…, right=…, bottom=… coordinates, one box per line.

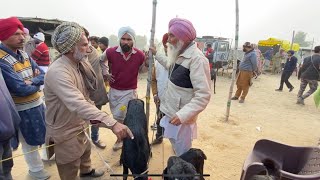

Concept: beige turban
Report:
left=51, top=22, right=83, bottom=55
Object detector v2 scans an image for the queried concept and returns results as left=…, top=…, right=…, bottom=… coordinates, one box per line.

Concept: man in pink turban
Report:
left=168, top=18, right=196, bottom=43
left=150, top=18, right=211, bottom=156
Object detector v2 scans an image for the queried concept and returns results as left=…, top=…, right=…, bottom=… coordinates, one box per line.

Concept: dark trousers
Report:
left=0, top=140, right=13, bottom=180
left=91, top=105, right=102, bottom=142
left=298, top=79, right=319, bottom=99
left=156, top=106, right=164, bottom=139
left=279, top=71, right=293, bottom=90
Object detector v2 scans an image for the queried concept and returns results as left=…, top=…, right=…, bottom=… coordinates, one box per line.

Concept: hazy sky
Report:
left=2, top=0, right=319, bottom=46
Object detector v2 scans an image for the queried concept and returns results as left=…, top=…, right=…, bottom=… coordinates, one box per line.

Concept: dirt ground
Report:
left=12, top=72, right=320, bottom=180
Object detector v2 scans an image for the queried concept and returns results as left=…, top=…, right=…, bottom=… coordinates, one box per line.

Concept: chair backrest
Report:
left=241, top=139, right=320, bottom=180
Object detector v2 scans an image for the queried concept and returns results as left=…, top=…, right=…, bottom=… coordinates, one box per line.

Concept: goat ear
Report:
left=203, top=153, right=207, bottom=160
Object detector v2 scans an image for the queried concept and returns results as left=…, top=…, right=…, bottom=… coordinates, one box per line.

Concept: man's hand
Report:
left=33, top=69, right=40, bottom=77
left=149, top=47, right=157, bottom=56
left=111, top=122, right=134, bottom=141
left=170, top=116, right=182, bottom=126
left=103, top=74, right=115, bottom=83
left=24, top=80, right=33, bottom=85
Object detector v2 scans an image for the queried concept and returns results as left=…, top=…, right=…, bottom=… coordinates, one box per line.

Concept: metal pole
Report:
left=290, top=30, right=295, bottom=50
left=226, top=0, right=239, bottom=122
left=146, top=0, right=157, bottom=131
left=310, top=38, right=315, bottom=53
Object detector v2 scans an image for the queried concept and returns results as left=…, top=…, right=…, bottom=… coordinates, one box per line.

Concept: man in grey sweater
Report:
left=231, top=42, right=257, bottom=103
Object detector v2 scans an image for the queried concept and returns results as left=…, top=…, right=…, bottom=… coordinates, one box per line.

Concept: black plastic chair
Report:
left=240, top=139, right=320, bottom=180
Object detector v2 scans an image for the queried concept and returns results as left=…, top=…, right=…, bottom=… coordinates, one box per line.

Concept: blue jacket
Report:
left=0, top=44, right=46, bottom=146
left=0, top=44, right=44, bottom=97
left=239, top=50, right=258, bottom=72
left=284, top=56, right=297, bottom=73
left=0, top=68, right=21, bottom=142
left=264, top=49, right=274, bottom=60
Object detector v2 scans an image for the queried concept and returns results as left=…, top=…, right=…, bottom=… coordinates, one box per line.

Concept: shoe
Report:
left=231, top=96, right=238, bottom=100
left=296, top=97, right=305, bottom=105
left=93, top=140, right=106, bottom=149
left=28, top=169, right=50, bottom=180
left=239, top=99, right=245, bottom=103
left=275, top=89, right=283, bottom=92
left=151, top=137, right=163, bottom=145
left=80, top=169, right=104, bottom=178
left=112, top=141, right=123, bottom=151
left=289, top=87, right=294, bottom=92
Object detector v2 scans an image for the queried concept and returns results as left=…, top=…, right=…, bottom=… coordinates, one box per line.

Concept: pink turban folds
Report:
left=0, top=17, right=24, bottom=41
left=168, top=18, right=196, bottom=42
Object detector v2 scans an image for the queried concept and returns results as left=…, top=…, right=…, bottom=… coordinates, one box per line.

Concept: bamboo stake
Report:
left=146, top=0, right=157, bottom=130
left=225, top=0, right=239, bottom=122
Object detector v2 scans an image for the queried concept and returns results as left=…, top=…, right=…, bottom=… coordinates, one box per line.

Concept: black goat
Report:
left=163, top=148, right=207, bottom=180
left=179, top=148, right=207, bottom=180
left=120, top=99, right=151, bottom=180
left=164, top=156, right=198, bottom=180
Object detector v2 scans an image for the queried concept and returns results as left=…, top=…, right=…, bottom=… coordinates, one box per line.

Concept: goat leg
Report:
left=123, top=165, right=128, bottom=180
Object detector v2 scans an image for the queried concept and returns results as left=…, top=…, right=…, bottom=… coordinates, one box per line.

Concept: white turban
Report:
left=51, top=22, right=83, bottom=55
left=118, top=26, right=136, bottom=41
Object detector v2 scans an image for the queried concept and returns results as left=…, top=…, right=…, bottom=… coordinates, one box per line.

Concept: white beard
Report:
left=166, top=40, right=184, bottom=69
left=73, top=46, right=88, bottom=62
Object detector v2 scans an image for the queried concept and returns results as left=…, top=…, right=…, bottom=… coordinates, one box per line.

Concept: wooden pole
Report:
left=146, top=0, right=157, bottom=130
left=225, top=0, right=239, bottom=122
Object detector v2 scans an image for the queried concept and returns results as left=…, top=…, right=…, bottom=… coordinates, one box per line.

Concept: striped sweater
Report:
left=31, top=42, right=50, bottom=66
left=0, top=47, right=43, bottom=111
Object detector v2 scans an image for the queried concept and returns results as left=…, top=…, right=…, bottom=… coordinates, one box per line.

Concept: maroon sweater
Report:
left=106, top=47, right=145, bottom=90
left=31, top=42, right=50, bottom=66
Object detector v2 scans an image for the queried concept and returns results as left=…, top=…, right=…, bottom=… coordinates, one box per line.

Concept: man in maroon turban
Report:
left=0, top=17, right=24, bottom=42
left=150, top=18, right=211, bottom=156
left=0, top=17, right=50, bottom=179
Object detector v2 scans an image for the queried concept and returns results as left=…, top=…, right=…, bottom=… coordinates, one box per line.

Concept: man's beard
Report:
left=121, top=44, right=132, bottom=53
left=73, top=46, right=88, bottom=62
left=166, top=40, right=183, bottom=69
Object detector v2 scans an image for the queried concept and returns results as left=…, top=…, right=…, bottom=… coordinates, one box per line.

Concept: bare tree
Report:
left=294, top=31, right=312, bottom=47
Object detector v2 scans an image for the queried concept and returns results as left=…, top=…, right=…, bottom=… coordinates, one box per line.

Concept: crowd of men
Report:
left=0, top=16, right=211, bottom=179
left=0, top=15, right=319, bottom=179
